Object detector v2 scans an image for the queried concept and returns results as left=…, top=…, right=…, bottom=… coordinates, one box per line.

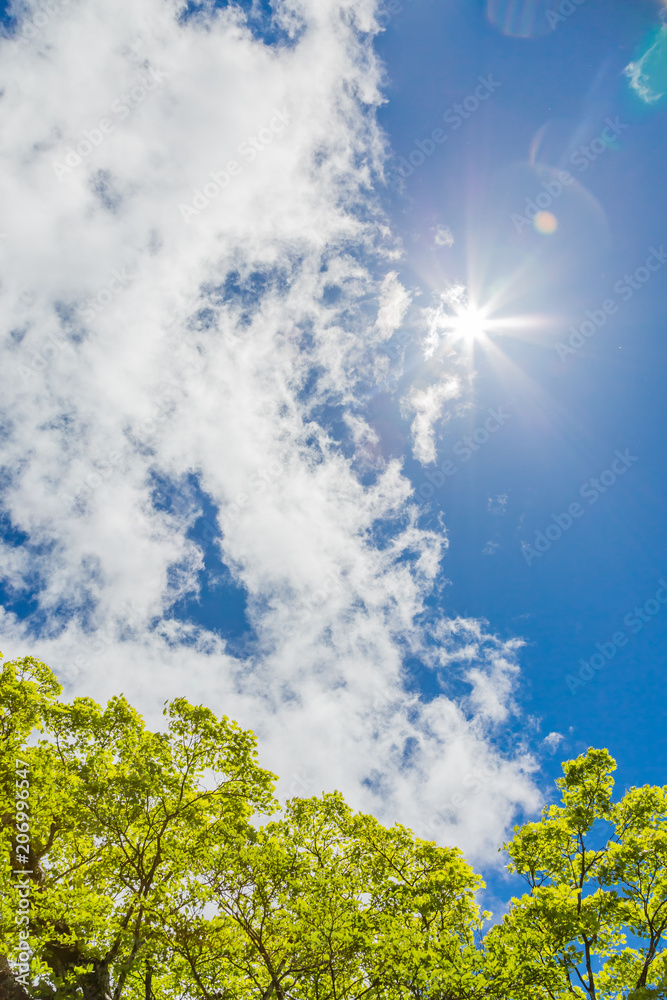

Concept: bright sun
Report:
left=453, top=306, right=489, bottom=342
left=424, top=282, right=552, bottom=365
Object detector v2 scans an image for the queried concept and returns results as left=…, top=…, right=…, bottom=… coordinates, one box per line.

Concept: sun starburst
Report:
left=449, top=304, right=491, bottom=342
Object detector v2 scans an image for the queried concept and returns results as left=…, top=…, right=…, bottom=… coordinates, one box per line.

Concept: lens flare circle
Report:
left=534, top=210, right=558, bottom=234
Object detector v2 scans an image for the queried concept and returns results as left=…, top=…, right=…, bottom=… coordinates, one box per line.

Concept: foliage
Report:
left=161, top=791, right=486, bottom=1000
left=490, top=748, right=667, bottom=1000
left=0, top=653, right=277, bottom=1000
left=2, top=652, right=667, bottom=1000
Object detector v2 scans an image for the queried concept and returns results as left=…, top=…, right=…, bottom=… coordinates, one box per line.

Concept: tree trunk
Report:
left=79, top=961, right=112, bottom=1000
left=0, top=954, right=34, bottom=1000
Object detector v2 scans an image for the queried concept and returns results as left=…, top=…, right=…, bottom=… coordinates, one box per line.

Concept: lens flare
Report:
left=454, top=306, right=489, bottom=341
left=533, top=210, right=558, bottom=235
left=486, top=0, right=559, bottom=39
left=422, top=280, right=555, bottom=369
left=431, top=300, right=498, bottom=351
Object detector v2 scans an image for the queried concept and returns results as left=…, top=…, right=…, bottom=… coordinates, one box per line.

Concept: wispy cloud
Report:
left=543, top=731, right=565, bottom=753
left=0, top=0, right=541, bottom=860
left=403, top=377, right=462, bottom=465
left=488, top=494, right=508, bottom=515
left=433, top=224, right=454, bottom=247
left=625, top=26, right=667, bottom=104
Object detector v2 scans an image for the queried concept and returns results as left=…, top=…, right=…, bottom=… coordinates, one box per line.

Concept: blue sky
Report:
left=0, top=0, right=666, bottom=883
left=374, top=0, right=667, bottom=795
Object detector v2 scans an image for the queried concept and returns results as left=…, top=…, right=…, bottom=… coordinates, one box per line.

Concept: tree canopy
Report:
left=489, top=747, right=667, bottom=1000
left=1, top=652, right=666, bottom=1000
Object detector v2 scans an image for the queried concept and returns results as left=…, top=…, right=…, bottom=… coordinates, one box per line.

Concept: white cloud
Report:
left=376, top=270, right=411, bottom=340
left=624, top=26, right=667, bottom=104
left=543, top=731, right=564, bottom=753
left=342, top=412, right=385, bottom=470
left=440, top=283, right=467, bottom=306
left=403, top=376, right=461, bottom=465
left=433, top=224, right=454, bottom=247
left=419, top=283, right=471, bottom=360
left=0, top=0, right=543, bottom=860
left=488, top=494, right=508, bottom=514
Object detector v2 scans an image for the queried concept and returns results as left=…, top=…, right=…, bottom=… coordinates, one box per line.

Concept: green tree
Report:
left=0, top=654, right=488, bottom=1000
left=4, top=651, right=667, bottom=1000
left=0, top=653, right=277, bottom=1000
left=488, top=747, right=667, bottom=1000
left=161, top=791, right=487, bottom=1000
